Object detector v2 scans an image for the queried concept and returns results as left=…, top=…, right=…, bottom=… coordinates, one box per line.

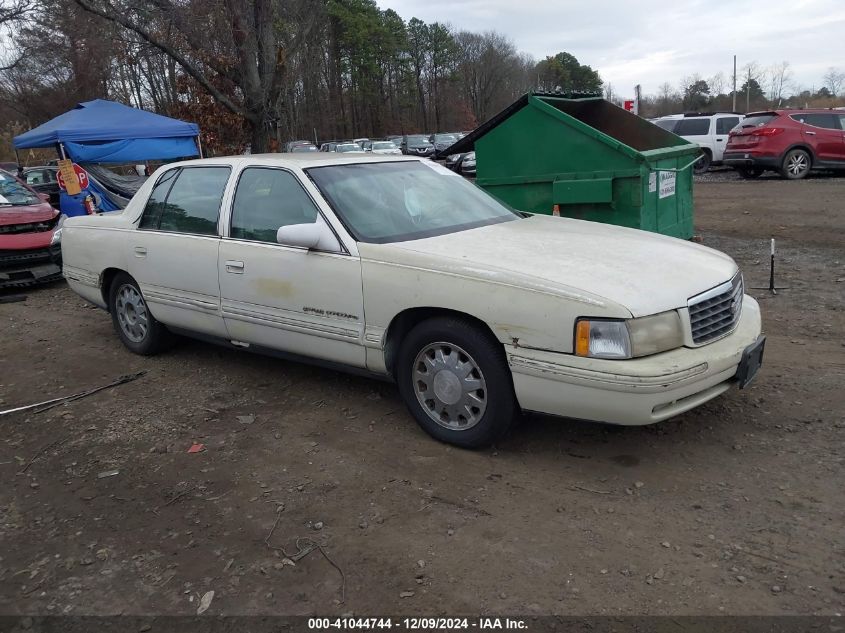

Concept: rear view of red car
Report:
left=0, top=170, right=62, bottom=288
left=724, top=109, right=845, bottom=180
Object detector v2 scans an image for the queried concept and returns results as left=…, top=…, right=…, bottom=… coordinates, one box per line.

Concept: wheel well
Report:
left=99, top=267, right=125, bottom=308
left=383, top=307, right=501, bottom=377
left=783, top=144, right=815, bottom=165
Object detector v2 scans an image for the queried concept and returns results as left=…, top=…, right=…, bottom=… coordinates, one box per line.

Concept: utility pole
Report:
left=732, top=55, right=737, bottom=111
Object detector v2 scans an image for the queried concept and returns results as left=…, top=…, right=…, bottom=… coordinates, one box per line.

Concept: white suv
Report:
left=653, top=113, right=744, bottom=172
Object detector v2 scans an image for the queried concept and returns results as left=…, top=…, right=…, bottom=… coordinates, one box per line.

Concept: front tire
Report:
left=108, top=272, right=172, bottom=355
left=780, top=149, right=811, bottom=180
left=396, top=316, right=516, bottom=448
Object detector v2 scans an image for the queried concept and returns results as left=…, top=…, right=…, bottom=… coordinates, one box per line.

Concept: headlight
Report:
left=575, top=311, right=683, bottom=359
left=50, top=227, right=62, bottom=246
left=627, top=310, right=684, bottom=357
left=448, top=154, right=460, bottom=161
left=575, top=320, right=631, bottom=359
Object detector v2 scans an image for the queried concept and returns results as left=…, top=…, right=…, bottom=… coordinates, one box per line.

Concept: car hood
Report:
left=367, top=214, right=737, bottom=317
left=0, top=202, right=57, bottom=227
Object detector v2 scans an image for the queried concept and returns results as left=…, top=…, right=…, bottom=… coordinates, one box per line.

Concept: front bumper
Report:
left=0, top=244, right=63, bottom=288
left=722, top=152, right=781, bottom=169
left=509, top=295, right=762, bottom=425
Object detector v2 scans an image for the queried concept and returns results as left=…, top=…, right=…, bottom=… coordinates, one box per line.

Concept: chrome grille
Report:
left=688, top=273, right=743, bottom=344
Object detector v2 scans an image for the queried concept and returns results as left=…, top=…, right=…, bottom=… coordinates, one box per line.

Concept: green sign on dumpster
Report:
left=446, top=92, right=701, bottom=239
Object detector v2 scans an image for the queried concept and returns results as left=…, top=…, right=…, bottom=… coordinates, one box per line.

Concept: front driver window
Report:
left=230, top=167, right=318, bottom=243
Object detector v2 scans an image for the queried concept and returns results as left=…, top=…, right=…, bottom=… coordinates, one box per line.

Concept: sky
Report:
left=377, top=0, right=845, bottom=98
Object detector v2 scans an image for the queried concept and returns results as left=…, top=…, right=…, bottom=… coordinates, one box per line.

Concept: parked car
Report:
left=653, top=113, right=744, bottom=173
left=444, top=152, right=469, bottom=172
left=400, top=135, right=434, bottom=157
left=285, top=140, right=314, bottom=152
left=0, top=169, right=62, bottom=288
left=363, top=140, right=402, bottom=155
left=60, top=154, right=764, bottom=448
left=724, top=109, right=845, bottom=180
left=290, top=144, right=318, bottom=153
left=334, top=142, right=365, bottom=154
left=320, top=142, right=364, bottom=153
left=23, top=166, right=61, bottom=207
left=352, top=138, right=370, bottom=148
left=429, top=133, right=458, bottom=158
left=460, top=151, right=476, bottom=176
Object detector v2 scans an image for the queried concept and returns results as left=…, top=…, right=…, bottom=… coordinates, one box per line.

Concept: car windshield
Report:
left=372, top=142, right=397, bottom=150
left=336, top=144, right=360, bottom=153
left=307, top=160, right=519, bottom=244
left=407, top=137, right=431, bottom=147
left=433, top=134, right=456, bottom=143
left=0, top=172, right=39, bottom=206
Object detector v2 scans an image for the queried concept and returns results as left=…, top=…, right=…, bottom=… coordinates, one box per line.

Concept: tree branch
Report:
left=72, top=0, right=248, bottom=118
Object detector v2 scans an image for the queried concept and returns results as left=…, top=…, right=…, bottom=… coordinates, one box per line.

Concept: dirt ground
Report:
left=1, top=174, right=843, bottom=618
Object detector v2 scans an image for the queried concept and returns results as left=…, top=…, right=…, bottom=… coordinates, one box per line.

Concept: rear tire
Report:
left=108, top=272, right=173, bottom=355
left=396, top=316, right=516, bottom=448
left=780, top=149, right=811, bottom=180
left=693, top=151, right=712, bottom=174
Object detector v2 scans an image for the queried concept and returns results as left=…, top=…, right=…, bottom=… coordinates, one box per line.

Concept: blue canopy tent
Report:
left=13, top=99, right=201, bottom=215
left=13, top=99, right=201, bottom=162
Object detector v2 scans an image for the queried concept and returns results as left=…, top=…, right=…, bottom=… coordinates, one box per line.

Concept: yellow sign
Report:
left=57, top=158, right=81, bottom=196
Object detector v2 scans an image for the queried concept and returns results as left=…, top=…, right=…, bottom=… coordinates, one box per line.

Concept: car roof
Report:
left=767, top=108, right=842, bottom=115
left=172, top=153, right=422, bottom=169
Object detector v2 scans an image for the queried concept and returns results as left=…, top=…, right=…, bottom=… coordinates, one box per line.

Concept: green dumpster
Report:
left=447, top=92, right=701, bottom=239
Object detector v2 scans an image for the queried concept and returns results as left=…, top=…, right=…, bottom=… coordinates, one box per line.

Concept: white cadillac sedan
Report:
left=60, top=154, right=764, bottom=447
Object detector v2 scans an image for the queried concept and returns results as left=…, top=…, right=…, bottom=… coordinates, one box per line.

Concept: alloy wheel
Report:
left=412, top=342, right=487, bottom=431
left=115, top=283, right=149, bottom=343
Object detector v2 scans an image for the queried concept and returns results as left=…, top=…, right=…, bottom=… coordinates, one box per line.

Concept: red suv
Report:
left=723, top=109, right=845, bottom=180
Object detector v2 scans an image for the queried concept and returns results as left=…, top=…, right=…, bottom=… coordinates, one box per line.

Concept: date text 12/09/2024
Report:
left=308, top=618, right=528, bottom=630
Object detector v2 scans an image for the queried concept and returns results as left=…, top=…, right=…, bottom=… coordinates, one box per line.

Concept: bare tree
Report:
left=0, top=0, right=33, bottom=70
left=822, top=67, right=845, bottom=97
left=73, top=0, right=314, bottom=152
left=708, top=72, right=726, bottom=96
left=767, top=61, right=792, bottom=104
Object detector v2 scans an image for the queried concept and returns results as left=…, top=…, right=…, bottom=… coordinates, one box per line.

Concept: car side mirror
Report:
left=277, top=220, right=341, bottom=252
left=37, top=192, right=50, bottom=202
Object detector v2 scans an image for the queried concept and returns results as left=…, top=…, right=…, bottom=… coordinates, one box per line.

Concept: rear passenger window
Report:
left=716, top=117, right=740, bottom=134
left=139, top=168, right=179, bottom=229
left=140, top=167, right=230, bottom=235
left=230, top=168, right=319, bottom=243
left=791, top=113, right=839, bottom=129
left=674, top=119, right=711, bottom=136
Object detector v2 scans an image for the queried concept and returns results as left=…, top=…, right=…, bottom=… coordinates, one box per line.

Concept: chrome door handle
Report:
left=225, top=260, right=244, bottom=273
left=134, top=246, right=147, bottom=257
left=805, top=131, right=816, bottom=135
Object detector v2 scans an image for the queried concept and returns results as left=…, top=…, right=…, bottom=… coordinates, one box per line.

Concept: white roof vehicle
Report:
left=59, top=154, right=764, bottom=447
left=653, top=113, right=745, bottom=172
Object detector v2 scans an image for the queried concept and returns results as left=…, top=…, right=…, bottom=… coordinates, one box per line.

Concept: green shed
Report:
left=446, top=92, right=702, bottom=239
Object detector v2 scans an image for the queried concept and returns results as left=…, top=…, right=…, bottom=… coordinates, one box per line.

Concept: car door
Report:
left=714, top=116, right=741, bottom=162
left=218, top=165, right=366, bottom=367
left=129, top=165, right=231, bottom=338
left=792, top=113, right=844, bottom=163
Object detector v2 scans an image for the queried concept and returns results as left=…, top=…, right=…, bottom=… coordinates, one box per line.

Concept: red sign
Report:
left=57, top=163, right=90, bottom=192
left=623, top=100, right=635, bottom=112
